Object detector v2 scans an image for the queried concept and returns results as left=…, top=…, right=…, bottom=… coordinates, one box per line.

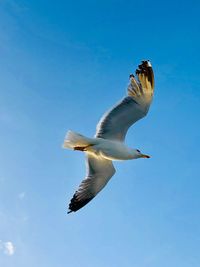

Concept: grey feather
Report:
left=68, top=154, right=115, bottom=213
left=95, top=60, right=154, bottom=141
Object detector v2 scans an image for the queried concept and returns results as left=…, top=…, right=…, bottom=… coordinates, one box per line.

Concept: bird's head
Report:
left=131, top=149, right=150, bottom=159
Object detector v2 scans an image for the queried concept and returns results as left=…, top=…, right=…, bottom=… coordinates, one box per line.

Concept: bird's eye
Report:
left=136, top=149, right=141, bottom=153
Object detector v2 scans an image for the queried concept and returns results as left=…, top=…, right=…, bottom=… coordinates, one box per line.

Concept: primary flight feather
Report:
left=63, top=60, right=154, bottom=213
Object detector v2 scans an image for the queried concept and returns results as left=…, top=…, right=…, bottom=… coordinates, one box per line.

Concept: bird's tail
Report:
left=63, top=130, right=95, bottom=150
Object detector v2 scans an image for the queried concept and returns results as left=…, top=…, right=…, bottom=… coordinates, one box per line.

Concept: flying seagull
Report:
left=63, top=60, right=154, bottom=213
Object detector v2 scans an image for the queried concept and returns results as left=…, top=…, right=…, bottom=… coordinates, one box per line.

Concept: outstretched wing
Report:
left=67, top=154, right=115, bottom=213
left=95, top=60, right=154, bottom=141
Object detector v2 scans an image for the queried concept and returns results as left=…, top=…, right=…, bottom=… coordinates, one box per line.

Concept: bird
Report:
left=63, top=60, right=154, bottom=213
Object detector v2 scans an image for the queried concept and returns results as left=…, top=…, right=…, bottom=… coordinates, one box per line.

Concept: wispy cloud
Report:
left=0, top=240, right=15, bottom=256
left=18, top=192, right=26, bottom=200
left=2, top=0, right=29, bottom=13
left=4, top=241, right=15, bottom=255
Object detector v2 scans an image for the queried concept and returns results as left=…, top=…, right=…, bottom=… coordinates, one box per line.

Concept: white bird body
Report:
left=91, top=138, right=134, bottom=161
left=63, top=60, right=154, bottom=213
left=64, top=131, right=135, bottom=160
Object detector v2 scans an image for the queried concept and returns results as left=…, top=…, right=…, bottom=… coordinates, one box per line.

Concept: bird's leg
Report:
left=74, top=146, right=86, bottom=151
left=74, top=144, right=93, bottom=152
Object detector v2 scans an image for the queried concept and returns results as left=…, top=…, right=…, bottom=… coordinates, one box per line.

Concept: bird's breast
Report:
left=91, top=140, right=132, bottom=161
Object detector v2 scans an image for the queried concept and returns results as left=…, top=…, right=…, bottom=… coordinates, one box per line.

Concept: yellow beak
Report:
left=141, top=154, right=150, bottom=158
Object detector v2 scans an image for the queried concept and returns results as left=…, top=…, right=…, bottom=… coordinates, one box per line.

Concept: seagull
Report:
left=63, top=60, right=154, bottom=213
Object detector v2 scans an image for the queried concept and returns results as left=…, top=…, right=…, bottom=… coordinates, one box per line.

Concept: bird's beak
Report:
left=141, top=154, right=150, bottom=158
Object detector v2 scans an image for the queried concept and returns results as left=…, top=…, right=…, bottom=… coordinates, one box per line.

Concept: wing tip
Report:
left=136, top=59, right=154, bottom=89
left=67, top=210, right=73, bottom=214
left=142, top=60, right=152, bottom=67
left=67, top=193, right=94, bottom=213
left=146, top=60, right=152, bottom=67
left=136, top=60, right=153, bottom=73
left=140, top=59, right=152, bottom=67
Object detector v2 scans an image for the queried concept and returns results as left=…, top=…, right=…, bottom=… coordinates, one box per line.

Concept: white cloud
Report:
left=4, top=242, right=15, bottom=256
left=0, top=240, right=15, bottom=256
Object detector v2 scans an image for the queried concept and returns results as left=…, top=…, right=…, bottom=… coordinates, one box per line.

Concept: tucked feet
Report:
left=74, top=145, right=93, bottom=151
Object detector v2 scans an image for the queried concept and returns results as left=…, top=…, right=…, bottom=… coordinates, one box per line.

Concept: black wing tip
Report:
left=67, top=210, right=73, bottom=214
left=136, top=60, right=151, bottom=71
left=141, top=60, right=152, bottom=67
left=135, top=60, right=154, bottom=87
left=67, top=193, right=94, bottom=213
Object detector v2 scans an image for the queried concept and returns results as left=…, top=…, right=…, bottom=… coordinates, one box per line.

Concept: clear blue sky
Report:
left=0, top=0, right=200, bottom=266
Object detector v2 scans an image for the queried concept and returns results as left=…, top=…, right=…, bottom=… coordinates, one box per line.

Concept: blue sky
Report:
left=0, top=0, right=200, bottom=266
